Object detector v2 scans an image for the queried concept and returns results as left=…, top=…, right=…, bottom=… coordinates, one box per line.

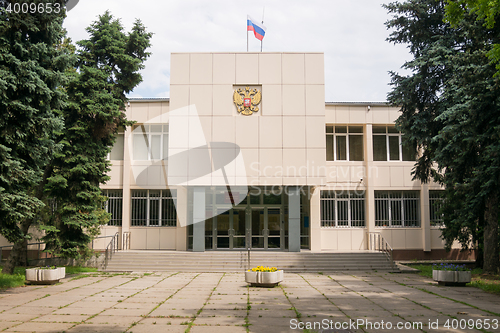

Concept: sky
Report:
left=64, top=0, right=411, bottom=103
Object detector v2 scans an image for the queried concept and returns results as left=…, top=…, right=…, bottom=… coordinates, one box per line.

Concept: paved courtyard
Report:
left=0, top=271, right=499, bottom=333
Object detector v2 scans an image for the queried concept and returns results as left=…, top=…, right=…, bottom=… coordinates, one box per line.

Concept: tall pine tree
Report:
left=0, top=0, right=72, bottom=274
left=42, top=11, right=152, bottom=259
left=385, top=0, right=500, bottom=273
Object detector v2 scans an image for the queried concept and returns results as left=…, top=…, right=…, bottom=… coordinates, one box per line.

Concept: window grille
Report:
left=375, top=191, right=420, bottom=227
left=429, top=191, right=444, bottom=226
left=103, top=190, right=123, bottom=226
left=131, top=189, right=177, bottom=226
left=320, top=191, right=366, bottom=227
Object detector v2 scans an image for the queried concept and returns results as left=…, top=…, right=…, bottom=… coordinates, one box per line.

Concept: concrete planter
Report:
left=245, top=270, right=283, bottom=287
left=432, top=270, right=471, bottom=286
left=26, top=267, right=65, bottom=285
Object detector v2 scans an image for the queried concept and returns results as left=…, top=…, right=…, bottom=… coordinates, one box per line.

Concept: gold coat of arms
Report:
left=233, top=86, right=261, bottom=116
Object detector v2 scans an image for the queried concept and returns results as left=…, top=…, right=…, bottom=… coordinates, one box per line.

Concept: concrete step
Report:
left=103, top=251, right=398, bottom=273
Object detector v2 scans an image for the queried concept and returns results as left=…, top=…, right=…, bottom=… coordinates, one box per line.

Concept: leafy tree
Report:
left=445, top=0, right=500, bottom=74
left=42, top=11, right=152, bottom=259
left=0, top=0, right=72, bottom=274
left=385, top=0, right=500, bottom=273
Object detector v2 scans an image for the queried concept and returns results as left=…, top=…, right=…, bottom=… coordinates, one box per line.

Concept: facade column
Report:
left=192, top=187, right=206, bottom=252
left=121, top=125, right=132, bottom=250
left=365, top=123, right=376, bottom=249
left=310, top=187, right=322, bottom=252
left=421, top=183, right=431, bottom=252
left=175, top=186, right=188, bottom=251
left=288, top=186, right=301, bottom=252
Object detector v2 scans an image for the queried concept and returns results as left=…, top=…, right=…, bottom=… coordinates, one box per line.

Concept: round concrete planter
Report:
left=245, top=270, right=284, bottom=287
left=432, top=270, right=471, bottom=286
left=26, top=267, right=66, bottom=285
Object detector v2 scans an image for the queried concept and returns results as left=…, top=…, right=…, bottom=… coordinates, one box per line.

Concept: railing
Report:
left=100, top=232, right=119, bottom=270
left=0, top=242, right=49, bottom=262
left=122, top=231, right=131, bottom=250
left=368, top=232, right=396, bottom=270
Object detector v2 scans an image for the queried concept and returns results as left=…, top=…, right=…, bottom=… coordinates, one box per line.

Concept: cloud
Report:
left=64, top=0, right=411, bottom=102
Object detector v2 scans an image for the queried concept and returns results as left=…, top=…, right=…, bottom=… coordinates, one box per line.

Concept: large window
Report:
left=103, top=190, right=123, bottom=226
left=372, top=126, right=415, bottom=161
left=131, top=189, right=177, bottom=226
left=326, top=126, right=364, bottom=161
left=375, top=191, right=420, bottom=227
left=429, top=190, right=444, bottom=226
left=133, top=124, right=169, bottom=161
left=109, top=133, right=124, bottom=160
left=320, top=191, right=365, bottom=227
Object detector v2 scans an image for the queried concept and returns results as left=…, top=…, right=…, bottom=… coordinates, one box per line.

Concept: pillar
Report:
left=288, top=186, right=301, bottom=252
left=192, top=187, right=206, bottom=252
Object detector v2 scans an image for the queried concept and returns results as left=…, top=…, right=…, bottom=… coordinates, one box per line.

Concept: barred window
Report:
left=326, top=126, right=364, bottom=161
left=103, top=190, right=123, bottom=226
left=320, top=191, right=365, bottom=227
left=375, top=191, right=420, bottom=227
left=132, top=124, right=169, bottom=161
left=372, top=126, right=415, bottom=161
left=429, top=190, right=444, bottom=226
left=131, top=189, right=177, bottom=226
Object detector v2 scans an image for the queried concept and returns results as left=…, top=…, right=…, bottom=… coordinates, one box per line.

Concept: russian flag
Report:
left=247, top=15, right=266, bottom=41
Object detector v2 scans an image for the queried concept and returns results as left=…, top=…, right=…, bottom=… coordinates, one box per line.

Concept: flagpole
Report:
left=246, top=16, right=249, bottom=52
left=261, top=7, right=265, bottom=52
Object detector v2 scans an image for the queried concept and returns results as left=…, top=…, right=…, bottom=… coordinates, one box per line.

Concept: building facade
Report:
left=96, top=52, right=466, bottom=260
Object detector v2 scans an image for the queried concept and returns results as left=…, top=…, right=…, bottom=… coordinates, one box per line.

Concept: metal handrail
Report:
left=368, top=232, right=396, bottom=270
left=0, top=242, right=48, bottom=261
left=1, top=233, right=120, bottom=269
left=102, top=232, right=119, bottom=270
left=122, top=231, right=131, bottom=250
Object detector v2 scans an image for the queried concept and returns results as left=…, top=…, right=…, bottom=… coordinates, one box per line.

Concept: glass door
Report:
left=251, top=209, right=265, bottom=249
left=267, top=208, right=282, bottom=249
left=232, top=208, right=246, bottom=249
left=216, top=210, right=230, bottom=249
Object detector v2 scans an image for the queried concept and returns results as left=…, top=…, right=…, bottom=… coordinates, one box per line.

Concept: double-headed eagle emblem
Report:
left=233, top=87, right=261, bottom=116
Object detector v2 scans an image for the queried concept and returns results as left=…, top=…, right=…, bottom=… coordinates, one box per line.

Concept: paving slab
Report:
left=2, top=271, right=500, bottom=333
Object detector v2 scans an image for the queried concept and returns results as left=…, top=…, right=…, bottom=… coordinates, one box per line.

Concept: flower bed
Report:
left=26, top=266, right=65, bottom=285
left=432, top=263, right=471, bottom=286
left=245, top=266, right=283, bottom=287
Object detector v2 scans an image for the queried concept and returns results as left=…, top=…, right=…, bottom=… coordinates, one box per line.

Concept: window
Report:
left=429, top=190, right=444, bottom=226
left=375, top=191, right=420, bottom=227
left=103, top=190, right=123, bottom=226
left=326, top=126, right=364, bottom=161
left=131, top=189, right=177, bottom=226
left=320, top=191, right=365, bottom=227
left=132, top=124, right=169, bottom=160
left=109, top=133, right=124, bottom=160
left=372, top=126, right=415, bottom=161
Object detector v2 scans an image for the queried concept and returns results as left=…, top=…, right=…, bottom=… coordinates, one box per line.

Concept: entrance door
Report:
left=232, top=208, right=246, bottom=249
left=214, top=207, right=283, bottom=250
left=251, top=209, right=265, bottom=249
left=267, top=208, right=282, bottom=249
left=216, top=209, right=230, bottom=249
left=250, top=207, right=283, bottom=250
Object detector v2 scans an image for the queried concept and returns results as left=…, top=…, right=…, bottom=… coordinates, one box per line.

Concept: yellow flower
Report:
left=249, top=266, right=279, bottom=272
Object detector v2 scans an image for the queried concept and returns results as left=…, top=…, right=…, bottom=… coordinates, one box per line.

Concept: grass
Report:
left=410, top=264, right=500, bottom=295
left=0, top=272, right=26, bottom=289
left=65, top=266, right=97, bottom=275
left=0, top=265, right=98, bottom=289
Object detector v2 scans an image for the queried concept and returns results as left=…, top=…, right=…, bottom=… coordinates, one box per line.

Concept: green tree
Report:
left=445, top=0, right=500, bottom=74
left=0, top=0, right=72, bottom=274
left=42, top=11, right=152, bottom=259
left=385, top=0, right=500, bottom=273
